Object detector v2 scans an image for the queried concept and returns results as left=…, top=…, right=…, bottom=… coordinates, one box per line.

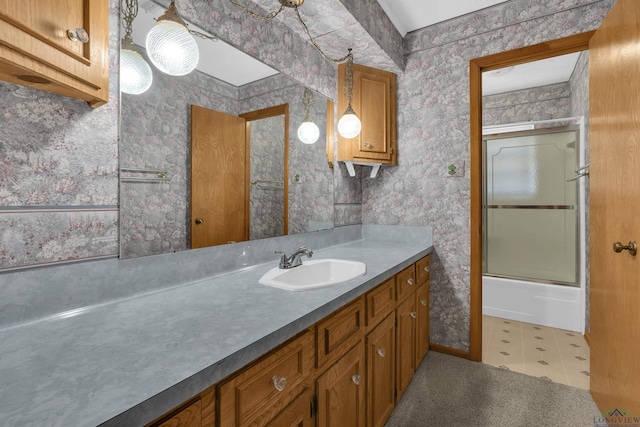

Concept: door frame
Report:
left=468, top=32, right=595, bottom=362
left=240, top=104, right=290, bottom=237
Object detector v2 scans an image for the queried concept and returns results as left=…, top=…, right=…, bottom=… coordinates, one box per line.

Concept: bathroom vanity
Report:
left=0, top=226, right=432, bottom=426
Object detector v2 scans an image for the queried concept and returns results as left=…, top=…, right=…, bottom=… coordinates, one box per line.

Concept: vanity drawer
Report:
left=365, top=277, right=396, bottom=328
left=316, top=297, right=365, bottom=369
left=218, top=331, right=313, bottom=427
left=396, top=265, right=417, bottom=301
left=416, top=255, right=431, bottom=285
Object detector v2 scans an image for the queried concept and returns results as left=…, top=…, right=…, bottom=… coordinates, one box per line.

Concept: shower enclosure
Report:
left=483, top=126, right=579, bottom=285
left=482, top=120, right=586, bottom=332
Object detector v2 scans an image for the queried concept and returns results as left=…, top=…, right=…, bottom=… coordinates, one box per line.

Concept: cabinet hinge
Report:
left=311, top=394, right=318, bottom=417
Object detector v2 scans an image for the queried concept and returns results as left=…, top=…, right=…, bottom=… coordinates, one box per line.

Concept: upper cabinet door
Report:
left=337, top=63, right=397, bottom=165
left=0, top=0, right=109, bottom=107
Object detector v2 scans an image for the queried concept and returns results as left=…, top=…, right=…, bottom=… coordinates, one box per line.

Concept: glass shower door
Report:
left=483, top=128, right=578, bottom=285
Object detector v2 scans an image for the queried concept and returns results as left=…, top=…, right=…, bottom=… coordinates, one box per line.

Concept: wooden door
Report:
left=589, top=0, right=640, bottom=415
left=316, top=343, right=365, bottom=427
left=191, top=105, right=248, bottom=248
left=366, top=313, right=395, bottom=427
left=395, top=295, right=416, bottom=402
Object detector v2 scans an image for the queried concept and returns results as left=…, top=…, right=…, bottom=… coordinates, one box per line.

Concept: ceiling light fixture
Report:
left=120, top=0, right=153, bottom=95
left=228, top=0, right=362, bottom=139
left=297, top=88, right=320, bottom=144
left=146, top=0, right=199, bottom=76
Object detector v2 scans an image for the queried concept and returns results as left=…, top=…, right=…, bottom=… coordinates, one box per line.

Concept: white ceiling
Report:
left=483, top=52, right=582, bottom=96
left=130, top=0, right=580, bottom=93
left=377, top=0, right=510, bottom=37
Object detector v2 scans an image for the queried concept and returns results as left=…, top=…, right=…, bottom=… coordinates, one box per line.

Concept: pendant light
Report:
left=228, top=0, right=361, bottom=139
left=146, top=0, right=199, bottom=76
left=297, top=88, right=320, bottom=144
left=120, top=0, right=153, bottom=95
left=337, top=50, right=362, bottom=139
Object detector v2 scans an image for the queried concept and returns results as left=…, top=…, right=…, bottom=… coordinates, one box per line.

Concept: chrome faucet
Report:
left=275, top=246, right=313, bottom=269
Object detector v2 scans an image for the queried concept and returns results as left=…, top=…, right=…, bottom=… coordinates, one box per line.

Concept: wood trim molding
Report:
left=429, top=343, right=470, bottom=360
left=584, top=329, right=591, bottom=347
left=468, top=32, right=594, bottom=363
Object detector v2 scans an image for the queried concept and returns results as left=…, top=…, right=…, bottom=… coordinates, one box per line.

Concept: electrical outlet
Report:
left=445, top=161, right=465, bottom=178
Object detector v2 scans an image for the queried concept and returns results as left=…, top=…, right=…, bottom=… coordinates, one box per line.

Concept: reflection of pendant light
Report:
left=120, top=0, right=153, bottom=95
left=337, top=50, right=361, bottom=139
left=228, top=0, right=361, bottom=139
left=146, top=0, right=199, bottom=76
left=297, top=88, right=320, bottom=144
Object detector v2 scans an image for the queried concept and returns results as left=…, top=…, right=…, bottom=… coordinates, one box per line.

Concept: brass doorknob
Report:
left=194, top=217, right=204, bottom=225
left=613, top=241, right=637, bottom=256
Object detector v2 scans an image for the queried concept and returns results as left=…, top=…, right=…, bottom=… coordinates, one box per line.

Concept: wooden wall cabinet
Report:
left=336, top=63, right=397, bottom=167
left=0, top=0, right=110, bottom=107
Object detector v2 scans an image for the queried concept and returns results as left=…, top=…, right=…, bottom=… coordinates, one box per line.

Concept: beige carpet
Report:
left=385, top=351, right=601, bottom=427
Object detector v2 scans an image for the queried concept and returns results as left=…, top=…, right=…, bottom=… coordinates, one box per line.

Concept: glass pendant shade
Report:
left=338, top=106, right=362, bottom=139
left=297, top=120, right=320, bottom=144
left=146, top=20, right=199, bottom=76
left=120, top=48, right=153, bottom=95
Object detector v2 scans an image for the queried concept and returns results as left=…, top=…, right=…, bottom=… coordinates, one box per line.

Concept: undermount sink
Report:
left=259, top=259, right=367, bottom=291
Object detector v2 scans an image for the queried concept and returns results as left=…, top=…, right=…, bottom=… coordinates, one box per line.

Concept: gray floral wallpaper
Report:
left=249, top=115, right=285, bottom=240
left=483, top=82, right=572, bottom=126
left=0, top=2, right=120, bottom=271
left=363, top=0, right=614, bottom=352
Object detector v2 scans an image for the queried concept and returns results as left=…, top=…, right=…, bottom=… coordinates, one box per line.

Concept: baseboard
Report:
left=429, top=343, right=470, bottom=359
left=584, top=329, right=591, bottom=347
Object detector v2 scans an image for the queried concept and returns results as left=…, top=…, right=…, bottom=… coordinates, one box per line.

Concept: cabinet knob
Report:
left=351, top=374, right=361, bottom=385
left=407, top=278, right=414, bottom=285
left=271, top=375, right=287, bottom=392
left=67, top=28, right=89, bottom=43
left=194, top=217, right=204, bottom=225
left=364, top=141, right=372, bottom=148
left=376, top=348, right=386, bottom=358
left=410, top=312, right=417, bottom=319
left=423, top=266, right=430, bottom=272
left=420, top=299, right=428, bottom=306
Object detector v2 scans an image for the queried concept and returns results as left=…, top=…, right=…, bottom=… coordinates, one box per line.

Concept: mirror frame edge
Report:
left=468, top=31, right=596, bottom=362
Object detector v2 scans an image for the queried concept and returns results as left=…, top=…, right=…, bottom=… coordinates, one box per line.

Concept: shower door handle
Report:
left=613, top=241, right=637, bottom=256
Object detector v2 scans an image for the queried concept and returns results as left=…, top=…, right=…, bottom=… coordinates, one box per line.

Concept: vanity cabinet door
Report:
left=416, top=255, right=431, bottom=286
left=366, top=313, right=395, bottom=427
left=218, top=331, right=313, bottom=427
left=146, top=388, right=215, bottom=427
left=265, top=388, right=313, bottom=427
left=415, top=282, right=430, bottom=367
left=316, top=342, right=365, bottom=427
left=395, top=294, right=416, bottom=402
left=0, top=0, right=109, bottom=107
left=337, top=63, right=397, bottom=165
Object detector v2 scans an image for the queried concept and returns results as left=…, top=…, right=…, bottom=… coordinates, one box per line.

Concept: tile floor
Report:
left=482, top=315, right=590, bottom=389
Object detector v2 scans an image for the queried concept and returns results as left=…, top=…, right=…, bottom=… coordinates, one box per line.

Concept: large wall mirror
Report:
left=119, top=0, right=334, bottom=258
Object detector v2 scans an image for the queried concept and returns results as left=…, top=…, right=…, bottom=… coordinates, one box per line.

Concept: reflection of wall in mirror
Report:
left=249, top=115, right=285, bottom=240
left=120, top=64, right=333, bottom=258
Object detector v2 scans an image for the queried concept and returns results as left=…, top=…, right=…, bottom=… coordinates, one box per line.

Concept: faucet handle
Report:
left=275, top=251, right=289, bottom=268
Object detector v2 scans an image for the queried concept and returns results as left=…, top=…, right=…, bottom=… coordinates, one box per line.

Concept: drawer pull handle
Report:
left=421, top=299, right=428, bottom=306
left=67, top=28, right=89, bottom=43
left=376, top=348, right=386, bottom=358
left=407, top=278, right=414, bottom=285
left=351, top=374, right=361, bottom=385
left=424, top=266, right=430, bottom=272
left=410, top=311, right=417, bottom=319
left=271, top=375, right=287, bottom=392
